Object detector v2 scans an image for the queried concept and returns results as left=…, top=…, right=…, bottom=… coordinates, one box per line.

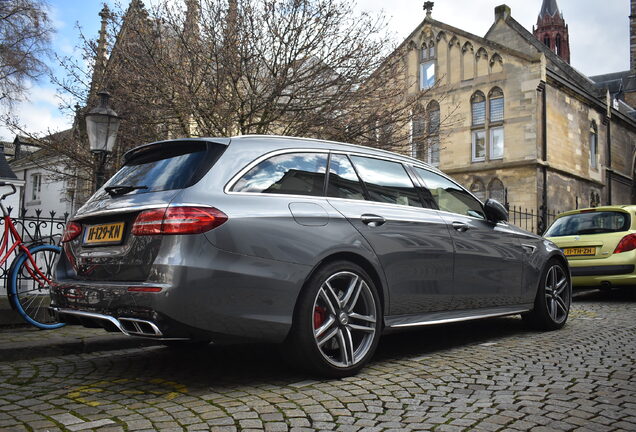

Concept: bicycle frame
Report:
left=0, top=186, right=51, bottom=288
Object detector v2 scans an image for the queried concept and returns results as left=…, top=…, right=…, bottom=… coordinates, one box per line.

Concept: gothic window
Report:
left=489, top=87, right=504, bottom=123
left=471, top=91, right=486, bottom=126
left=556, top=34, right=562, bottom=56
left=470, top=179, right=486, bottom=202
left=411, top=106, right=426, bottom=159
left=543, top=35, right=550, bottom=48
left=489, top=88, right=504, bottom=159
left=488, top=178, right=505, bottom=204
left=427, top=101, right=440, bottom=166
left=420, top=40, right=436, bottom=90
left=590, top=121, right=598, bottom=170
left=472, top=89, right=505, bottom=162
left=471, top=91, right=486, bottom=162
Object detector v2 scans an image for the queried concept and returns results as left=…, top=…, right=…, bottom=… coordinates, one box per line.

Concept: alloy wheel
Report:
left=544, top=264, right=570, bottom=324
left=312, top=271, right=377, bottom=368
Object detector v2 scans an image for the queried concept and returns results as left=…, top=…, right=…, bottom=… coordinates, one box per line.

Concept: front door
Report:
left=412, top=167, right=524, bottom=309
left=326, top=153, right=455, bottom=315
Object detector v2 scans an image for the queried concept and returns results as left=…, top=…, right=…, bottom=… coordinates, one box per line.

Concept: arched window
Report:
left=488, top=87, right=504, bottom=123
left=470, top=180, right=486, bottom=202
left=590, top=121, right=598, bottom=169
left=420, top=40, right=436, bottom=90
left=411, top=106, right=426, bottom=159
left=488, top=178, right=505, bottom=204
left=427, top=101, right=440, bottom=166
left=471, top=91, right=486, bottom=162
left=543, top=35, right=550, bottom=48
left=488, top=87, right=505, bottom=159
left=556, top=34, right=562, bottom=56
left=471, top=91, right=486, bottom=126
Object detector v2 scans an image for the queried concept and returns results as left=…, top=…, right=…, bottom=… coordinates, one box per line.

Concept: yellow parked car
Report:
left=544, top=205, right=636, bottom=288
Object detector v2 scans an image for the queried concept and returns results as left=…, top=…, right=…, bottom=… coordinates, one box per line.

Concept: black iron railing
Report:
left=507, top=205, right=561, bottom=235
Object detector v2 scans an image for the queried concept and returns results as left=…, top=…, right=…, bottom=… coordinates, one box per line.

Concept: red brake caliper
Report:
left=314, top=306, right=326, bottom=328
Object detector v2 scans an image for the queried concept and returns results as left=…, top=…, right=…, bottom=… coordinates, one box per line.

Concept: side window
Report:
left=414, top=167, right=485, bottom=219
left=327, top=154, right=365, bottom=200
left=232, top=152, right=328, bottom=196
left=350, top=156, right=423, bottom=207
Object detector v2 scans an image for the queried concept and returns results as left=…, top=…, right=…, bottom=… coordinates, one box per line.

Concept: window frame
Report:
left=410, top=164, right=487, bottom=220
left=590, top=122, right=598, bottom=170
left=31, top=173, right=42, bottom=202
left=489, top=127, right=504, bottom=160
left=226, top=148, right=330, bottom=197
left=472, top=130, right=486, bottom=162
left=420, top=39, right=437, bottom=90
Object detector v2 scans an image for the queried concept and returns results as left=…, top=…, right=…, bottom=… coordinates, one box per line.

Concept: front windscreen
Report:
left=101, top=142, right=226, bottom=196
left=545, top=211, right=631, bottom=237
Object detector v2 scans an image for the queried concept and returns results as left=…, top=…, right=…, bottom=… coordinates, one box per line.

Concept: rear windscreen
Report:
left=102, top=142, right=226, bottom=195
left=545, top=211, right=631, bottom=237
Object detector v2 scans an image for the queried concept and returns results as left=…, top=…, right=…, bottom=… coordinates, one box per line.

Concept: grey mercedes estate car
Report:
left=52, top=135, right=571, bottom=377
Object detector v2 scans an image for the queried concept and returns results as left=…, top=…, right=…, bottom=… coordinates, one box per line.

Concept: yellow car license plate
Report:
left=83, top=222, right=125, bottom=245
left=563, top=247, right=596, bottom=257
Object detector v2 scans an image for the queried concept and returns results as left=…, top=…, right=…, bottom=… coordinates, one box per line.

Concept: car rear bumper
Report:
left=567, top=250, right=636, bottom=287
left=51, top=243, right=312, bottom=343
left=570, top=265, right=635, bottom=277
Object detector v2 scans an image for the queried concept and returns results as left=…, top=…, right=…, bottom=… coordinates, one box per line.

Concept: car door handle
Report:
left=452, top=221, right=470, bottom=232
left=361, top=214, right=386, bottom=227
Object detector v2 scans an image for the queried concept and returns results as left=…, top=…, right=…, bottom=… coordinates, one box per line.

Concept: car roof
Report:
left=555, top=205, right=636, bottom=218
left=228, top=135, right=436, bottom=169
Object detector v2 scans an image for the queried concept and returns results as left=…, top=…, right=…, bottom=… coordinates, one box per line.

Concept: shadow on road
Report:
left=573, top=286, right=636, bottom=303
left=67, top=288, right=636, bottom=389
left=79, top=315, right=532, bottom=391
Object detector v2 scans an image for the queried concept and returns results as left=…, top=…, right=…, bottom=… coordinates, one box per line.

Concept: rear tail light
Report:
left=614, top=233, right=636, bottom=254
left=62, top=222, right=82, bottom=242
left=132, top=206, right=227, bottom=236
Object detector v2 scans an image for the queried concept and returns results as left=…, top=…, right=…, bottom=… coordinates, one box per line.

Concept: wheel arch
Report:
left=296, top=251, right=388, bottom=320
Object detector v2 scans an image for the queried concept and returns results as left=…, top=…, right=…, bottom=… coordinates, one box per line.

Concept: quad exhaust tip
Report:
left=52, top=308, right=171, bottom=338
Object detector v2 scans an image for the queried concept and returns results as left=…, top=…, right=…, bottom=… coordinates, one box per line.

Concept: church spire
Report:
left=539, top=0, right=560, bottom=19
left=533, top=0, right=570, bottom=64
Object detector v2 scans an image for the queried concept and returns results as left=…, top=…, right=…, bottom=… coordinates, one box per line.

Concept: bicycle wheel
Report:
left=9, top=244, right=65, bottom=329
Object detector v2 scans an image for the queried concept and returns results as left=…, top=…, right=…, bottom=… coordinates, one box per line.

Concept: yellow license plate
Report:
left=83, top=222, right=125, bottom=245
left=563, top=247, right=596, bottom=257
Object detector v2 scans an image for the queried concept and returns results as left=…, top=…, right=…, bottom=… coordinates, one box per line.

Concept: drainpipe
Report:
left=538, top=81, right=548, bottom=233
left=606, top=118, right=612, bottom=205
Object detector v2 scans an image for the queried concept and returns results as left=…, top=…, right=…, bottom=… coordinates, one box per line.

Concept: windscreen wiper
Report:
left=104, top=184, right=148, bottom=197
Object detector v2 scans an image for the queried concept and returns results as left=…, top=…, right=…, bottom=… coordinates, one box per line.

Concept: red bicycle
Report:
left=0, top=182, right=64, bottom=329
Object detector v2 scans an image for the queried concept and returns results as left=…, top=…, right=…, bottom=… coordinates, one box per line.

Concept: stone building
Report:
left=397, top=1, right=636, bottom=231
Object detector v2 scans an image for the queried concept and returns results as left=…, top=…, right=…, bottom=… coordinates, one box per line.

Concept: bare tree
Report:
left=0, top=0, right=53, bottom=105
left=9, top=0, right=457, bottom=198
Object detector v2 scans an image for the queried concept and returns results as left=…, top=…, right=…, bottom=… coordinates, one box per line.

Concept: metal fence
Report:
left=507, top=205, right=561, bottom=235
left=0, top=208, right=69, bottom=296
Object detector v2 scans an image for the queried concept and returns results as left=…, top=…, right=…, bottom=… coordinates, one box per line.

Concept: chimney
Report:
left=495, top=5, right=511, bottom=22
left=631, top=0, right=636, bottom=72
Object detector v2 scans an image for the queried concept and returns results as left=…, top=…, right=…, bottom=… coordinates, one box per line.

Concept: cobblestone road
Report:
left=0, top=289, right=634, bottom=432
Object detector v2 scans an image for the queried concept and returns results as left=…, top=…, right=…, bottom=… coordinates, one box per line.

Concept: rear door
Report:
left=326, top=153, right=454, bottom=315
left=412, top=167, right=524, bottom=309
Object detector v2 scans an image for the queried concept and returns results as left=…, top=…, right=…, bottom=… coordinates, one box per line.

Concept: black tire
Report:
left=286, top=261, right=382, bottom=378
left=523, top=259, right=571, bottom=331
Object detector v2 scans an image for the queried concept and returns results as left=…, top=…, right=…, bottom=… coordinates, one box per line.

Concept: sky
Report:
left=0, top=0, right=630, bottom=141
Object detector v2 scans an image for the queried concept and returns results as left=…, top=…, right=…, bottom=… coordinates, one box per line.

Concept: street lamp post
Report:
left=85, top=91, right=121, bottom=191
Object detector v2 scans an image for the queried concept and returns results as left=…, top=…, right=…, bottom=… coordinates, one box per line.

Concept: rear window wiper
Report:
left=104, top=184, right=148, bottom=197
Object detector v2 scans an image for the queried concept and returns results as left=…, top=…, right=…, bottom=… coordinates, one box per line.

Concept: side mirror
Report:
left=484, top=199, right=508, bottom=223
